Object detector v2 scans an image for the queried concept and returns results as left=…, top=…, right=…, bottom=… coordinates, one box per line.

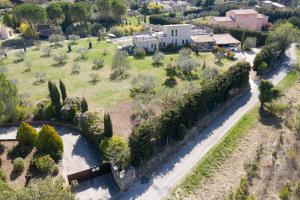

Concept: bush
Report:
left=60, top=97, right=81, bottom=122
left=34, top=99, right=55, bottom=120
left=92, top=58, right=104, bottom=70
left=133, top=48, right=146, bottom=59
left=149, top=14, right=181, bottom=25
left=279, top=184, right=291, bottom=200
left=16, top=122, right=37, bottom=146
left=130, top=74, right=156, bottom=97
left=33, top=154, right=57, bottom=174
left=104, top=113, right=113, bottom=138
left=11, top=105, right=32, bottom=122
left=99, top=136, right=131, bottom=170
left=0, top=169, right=6, bottom=182
left=75, top=112, right=104, bottom=146
left=13, top=157, right=24, bottom=172
left=129, top=62, right=251, bottom=166
left=35, top=125, right=64, bottom=160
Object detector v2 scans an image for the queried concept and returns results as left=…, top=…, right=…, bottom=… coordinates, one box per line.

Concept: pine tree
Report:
left=241, top=30, right=246, bottom=51
left=104, top=112, right=113, bottom=138
left=81, top=96, right=88, bottom=113
left=52, top=84, right=61, bottom=116
left=59, top=79, right=67, bottom=101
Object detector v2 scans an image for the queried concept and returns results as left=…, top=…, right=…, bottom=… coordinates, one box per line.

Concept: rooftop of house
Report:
left=163, top=24, right=192, bottom=27
left=212, top=34, right=240, bottom=45
left=191, top=34, right=215, bottom=43
left=271, top=2, right=285, bottom=7
left=230, top=9, right=258, bottom=15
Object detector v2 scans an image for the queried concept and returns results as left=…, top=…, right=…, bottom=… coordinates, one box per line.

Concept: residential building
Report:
left=133, top=24, right=192, bottom=52
left=210, top=9, right=268, bottom=31
left=133, top=24, right=240, bottom=52
left=261, top=0, right=285, bottom=9
left=0, top=25, right=14, bottom=40
left=191, top=33, right=240, bottom=51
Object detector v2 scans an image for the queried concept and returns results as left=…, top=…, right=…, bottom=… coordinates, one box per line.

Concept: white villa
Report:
left=0, top=25, right=14, bottom=40
left=133, top=24, right=240, bottom=52
left=133, top=24, right=192, bottom=52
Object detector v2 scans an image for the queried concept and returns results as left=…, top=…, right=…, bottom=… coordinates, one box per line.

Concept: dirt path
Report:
left=108, top=100, right=134, bottom=139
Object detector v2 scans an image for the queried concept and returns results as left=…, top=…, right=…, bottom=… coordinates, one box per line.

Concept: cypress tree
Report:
left=104, top=112, right=113, bottom=138
left=59, top=79, right=67, bottom=101
left=52, top=84, right=61, bottom=116
left=48, top=80, right=54, bottom=102
left=81, top=96, right=88, bottom=113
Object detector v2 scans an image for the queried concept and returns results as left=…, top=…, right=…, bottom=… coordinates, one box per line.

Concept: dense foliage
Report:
left=35, top=125, right=64, bottom=160
left=99, top=136, right=131, bottom=170
left=60, top=97, right=81, bottom=122
left=16, top=122, right=37, bottom=146
left=33, top=154, right=58, bottom=174
left=149, top=14, right=181, bottom=25
left=75, top=111, right=104, bottom=146
left=0, top=74, right=18, bottom=123
left=129, top=62, right=251, bottom=166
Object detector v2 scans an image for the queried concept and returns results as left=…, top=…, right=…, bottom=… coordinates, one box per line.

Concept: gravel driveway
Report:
left=0, top=125, right=101, bottom=178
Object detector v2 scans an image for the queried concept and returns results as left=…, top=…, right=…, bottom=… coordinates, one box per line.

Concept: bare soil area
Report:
left=0, top=141, right=35, bottom=188
left=108, top=100, right=134, bottom=139
left=185, top=81, right=300, bottom=200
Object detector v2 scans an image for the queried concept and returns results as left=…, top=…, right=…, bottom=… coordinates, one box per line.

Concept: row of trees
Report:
left=5, top=0, right=127, bottom=38
left=129, top=62, right=251, bottom=166
left=253, top=22, right=300, bottom=75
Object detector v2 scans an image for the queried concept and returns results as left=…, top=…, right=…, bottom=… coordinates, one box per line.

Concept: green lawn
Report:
left=1, top=37, right=233, bottom=110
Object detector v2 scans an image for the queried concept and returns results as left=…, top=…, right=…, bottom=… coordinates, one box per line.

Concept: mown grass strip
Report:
left=171, top=69, right=299, bottom=199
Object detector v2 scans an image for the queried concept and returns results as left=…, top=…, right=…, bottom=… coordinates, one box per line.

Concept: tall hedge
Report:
left=59, top=79, right=67, bottom=101
left=129, top=62, right=251, bottom=166
left=35, top=125, right=64, bottom=160
left=149, top=14, right=181, bottom=25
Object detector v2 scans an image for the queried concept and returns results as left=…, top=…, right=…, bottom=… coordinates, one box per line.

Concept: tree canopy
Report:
left=0, top=74, right=18, bottom=123
left=259, top=79, right=281, bottom=107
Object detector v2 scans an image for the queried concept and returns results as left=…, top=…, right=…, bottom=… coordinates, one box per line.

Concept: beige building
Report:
left=0, top=25, right=14, bottom=40
left=210, top=9, right=268, bottom=31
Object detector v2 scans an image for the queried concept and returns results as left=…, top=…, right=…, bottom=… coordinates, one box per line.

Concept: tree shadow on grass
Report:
left=151, top=62, right=164, bottom=68
left=10, top=169, right=23, bottom=181
left=163, top=78, right=177, bottom=88
left=51, top=62, right=66, bottom=67
left=33, top=79, right=46, bottom=86
left=259, top=106, right=282, bottom=129
left=7, top=144, right=32, bottom=160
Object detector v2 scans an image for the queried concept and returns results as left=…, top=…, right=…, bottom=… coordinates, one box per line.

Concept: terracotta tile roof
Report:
left=191, top=35, right=215, bottom=43
left=212, top=34, right=240, bottom=45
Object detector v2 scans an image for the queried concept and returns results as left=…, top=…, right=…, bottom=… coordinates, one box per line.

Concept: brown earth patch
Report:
left=108, top=100, right=134, bottom=139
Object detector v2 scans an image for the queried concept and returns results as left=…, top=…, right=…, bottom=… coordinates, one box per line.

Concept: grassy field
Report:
left=0, top=37, right=233, bottom=110
left=170, top=66, right=299, bottom=199
left=185, top=16, right=213, bottom=24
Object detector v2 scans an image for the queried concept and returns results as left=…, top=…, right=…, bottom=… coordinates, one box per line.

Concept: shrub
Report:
left=34, top=99, right=55, bottom=120
left=59, top=80, right=67, bottom=101
left=68, top=34, right=80, bottom=45
left=60, top=97, right=81, bottom=122
left=133, top=48, right=146, bottom=59
left=33, top=154, right=57, bottom=174
left=130, top=74, right=156, bottom=97
left=99, top=136, right=130, bottom=170
left=16, top=123, right=37, bottom=146
left=13, top=157, right=24, bottom=172
left=35, top=125, right=64, bottom=160
left=92, top=58, right=104, bottom=70
left=152, top=52, right=165, bottom=66
left=129, top=62, right=251, bottom=166
left=71, top=63, right=81, bottom=75
left=279, top=184, right=291, bottom=200
left=111, top=51, right=130, bottom=80
left=0, top=169, right=6, bottom=181
left=81, top=97, right=88, bottom=113
left=11, top=105, right=32, bottom=122
left=104, top=113, right=113, bottom=138
left=75, top=112, right=104, bottom=146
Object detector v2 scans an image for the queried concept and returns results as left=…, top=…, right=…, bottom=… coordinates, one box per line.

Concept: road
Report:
left=113, top=44, right=297, bottom=200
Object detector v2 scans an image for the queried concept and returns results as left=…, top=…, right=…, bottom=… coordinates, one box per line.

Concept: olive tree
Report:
left=111, top=50, right=130, bottom=80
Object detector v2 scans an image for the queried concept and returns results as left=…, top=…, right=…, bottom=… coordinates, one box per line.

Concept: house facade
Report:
left=210, top=9, right=268, bottom=31
left=133, top=24, right=192, bottom=52
left=133, top=24, right=240, bottom=52
left=0, top=25, right=14, bottom=40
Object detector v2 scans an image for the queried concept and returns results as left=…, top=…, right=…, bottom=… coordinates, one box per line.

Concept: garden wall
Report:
left=136, top=84, right=250, bottom=177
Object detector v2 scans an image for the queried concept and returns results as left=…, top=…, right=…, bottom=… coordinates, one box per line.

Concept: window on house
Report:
left=151, top=44, right=153, bottom=48
left=163, top=42, right=166, bottom=47
left=186, top=40, right=188, bottom=44
left=182, top=40, right=184, bottom=45
left=171, top=30, right=174, bottom=36
left=175, top=30, right=178, bottom=36
left=175, top=40, right=177, bottom=46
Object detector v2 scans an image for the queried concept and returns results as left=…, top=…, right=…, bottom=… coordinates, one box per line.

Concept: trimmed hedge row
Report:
left=129, top=62, right=251, bottom=166
left=149, top=14, right=181, bottom=25
left=257, top=8, right=300, bottom=23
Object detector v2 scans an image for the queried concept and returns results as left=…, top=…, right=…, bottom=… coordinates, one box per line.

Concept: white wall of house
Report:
left=133, top=36, right=160, bottom=52
left=0, top=26, right=14, bottom=40
left=162, top=24, right=192, bottom=47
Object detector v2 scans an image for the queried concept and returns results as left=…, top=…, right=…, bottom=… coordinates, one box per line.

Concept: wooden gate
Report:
left=67, top=162, right=111, bottom=183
